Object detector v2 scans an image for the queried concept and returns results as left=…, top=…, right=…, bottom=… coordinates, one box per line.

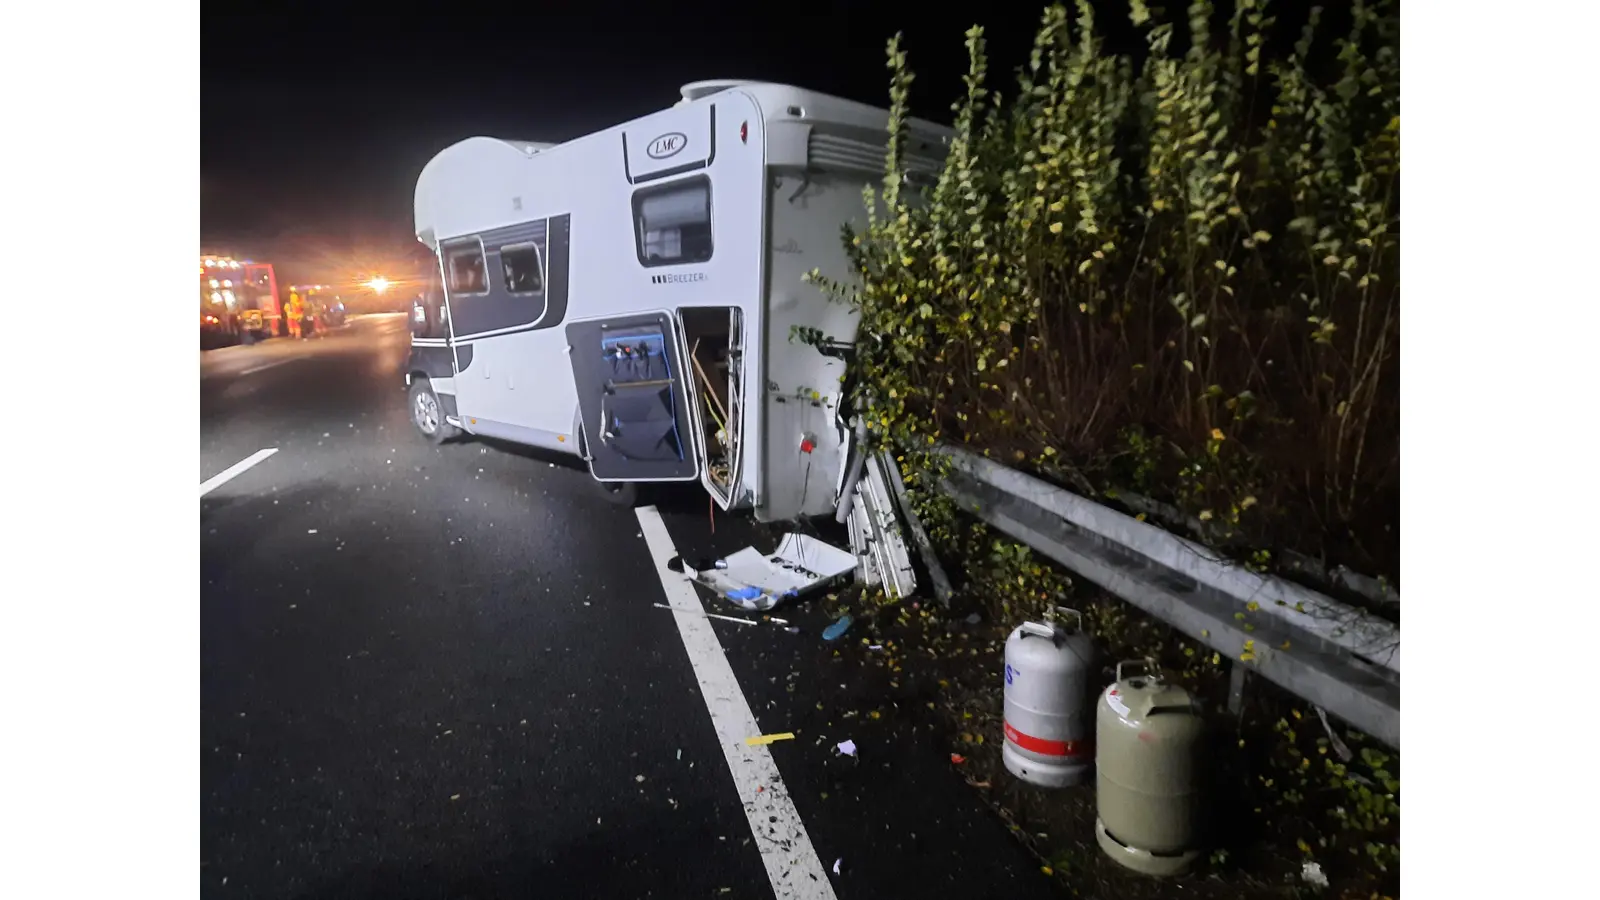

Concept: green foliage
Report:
left=815, top=0, right=1401, bottom=584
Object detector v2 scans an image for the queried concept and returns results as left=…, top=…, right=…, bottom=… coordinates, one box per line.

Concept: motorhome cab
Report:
left=405, top=80, right=947, bottom=590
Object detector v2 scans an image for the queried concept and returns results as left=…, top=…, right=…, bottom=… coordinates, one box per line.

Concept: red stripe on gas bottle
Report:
left=1004, top=722, right=1091, bottom=757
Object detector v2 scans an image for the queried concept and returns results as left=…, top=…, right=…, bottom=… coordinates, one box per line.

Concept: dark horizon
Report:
left=201, top=0, right=1332, bottom=288
left=202, top=1, right=1062, bottom=287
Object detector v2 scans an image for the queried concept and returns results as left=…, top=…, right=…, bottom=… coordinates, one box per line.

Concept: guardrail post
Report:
left=881, top=451, right=954, bottom=607
left=1227, top=662, right=1250, bottom=716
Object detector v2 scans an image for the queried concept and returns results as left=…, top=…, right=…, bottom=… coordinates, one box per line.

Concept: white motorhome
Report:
left=405, top=80, right=948, bottom=588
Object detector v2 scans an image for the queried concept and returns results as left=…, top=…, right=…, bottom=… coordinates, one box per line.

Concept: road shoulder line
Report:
left=634, top=505, right=837, bottom=900
left=200, top=448, right=279, bottom=498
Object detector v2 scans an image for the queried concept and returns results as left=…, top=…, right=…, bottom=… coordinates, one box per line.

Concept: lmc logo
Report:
left=646, top=132, right=687, bottom=160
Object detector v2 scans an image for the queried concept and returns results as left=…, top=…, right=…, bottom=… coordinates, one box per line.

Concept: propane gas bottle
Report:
left=1095, top=660, right=1206, bottom=876
left=1002, top=609, right=1095, bottom=788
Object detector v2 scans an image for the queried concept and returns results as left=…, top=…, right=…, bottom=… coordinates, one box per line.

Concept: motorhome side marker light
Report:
left=740, top=122, right=747, bottom=144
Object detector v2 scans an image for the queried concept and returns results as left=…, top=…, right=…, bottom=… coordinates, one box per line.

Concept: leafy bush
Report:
left=812, top=0, right=1400, bottom=585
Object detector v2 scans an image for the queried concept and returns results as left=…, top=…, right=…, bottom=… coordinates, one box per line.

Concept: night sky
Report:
left=200, top=0, right=1068, bottom=286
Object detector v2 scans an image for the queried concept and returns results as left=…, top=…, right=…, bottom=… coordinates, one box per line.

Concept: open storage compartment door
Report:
left=568, top=312, right=702, bottom=482
left=681, top=306, right=745, bottom=507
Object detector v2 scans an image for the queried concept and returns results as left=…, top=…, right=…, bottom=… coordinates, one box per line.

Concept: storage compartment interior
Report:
left=680, top=307, right=743, bottom=501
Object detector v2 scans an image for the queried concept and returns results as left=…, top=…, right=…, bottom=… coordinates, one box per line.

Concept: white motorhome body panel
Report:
left=745, top=87, right=947, bottom=522
left=412, top=92, right=767, bottom=488
left=409, top=81, right=951, bottom=514
left=759, top=171, right=869, bottom=520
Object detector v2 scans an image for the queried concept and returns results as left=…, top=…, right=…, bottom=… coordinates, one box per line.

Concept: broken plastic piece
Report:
left=836, top=739, right=857, bottom=757
left=950, top=753, right=967, bottom=765
left=832, top=858, right=842, bottom=875
left=1301, top=861, right=1329, bottom=888
left=744, top=732, right=796, bottom=746
left=705, top=533, right=856, bottom=614
left=822, top=615, right=854, bottom=641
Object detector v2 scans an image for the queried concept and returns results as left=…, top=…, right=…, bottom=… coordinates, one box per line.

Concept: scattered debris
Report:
left=832, top=858, right=843, bottom=875
left=965, top=612, right=982, bottom=625
left=681, top=534, right=856, bottom=612
left=836, top=739, right=857, bottom=757
left=784, top=626, right=801, bottom=635
left=1301, top=861, right=1329, bottom=888
left=823, top=615, right=854, bottom=642
left=676, top=748, right=682, bottom=760
left=950, top=753, right=967, bottom=765
left=868, top=644, right=884, bottom=650
left=635, top=775, right=645, bottom=783
left=307, top=529, right=319, bottom=535
left=744, top=732, right=796, bottom=746
left=667, top=555, right=723, bottom=574
left=651, top=602, right=758, bottom=627
left=450, top=794, right=460, bottom=801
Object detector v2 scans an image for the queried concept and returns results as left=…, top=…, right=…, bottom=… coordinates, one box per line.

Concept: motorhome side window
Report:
left=444, top=242, right=488, bottom=295
left=501, top=243, right=544, bottom=294
left=632, top=176, right=712, bottom=266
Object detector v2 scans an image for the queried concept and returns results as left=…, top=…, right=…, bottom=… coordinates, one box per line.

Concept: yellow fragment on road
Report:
left=743, top=732, right=796, bottom=746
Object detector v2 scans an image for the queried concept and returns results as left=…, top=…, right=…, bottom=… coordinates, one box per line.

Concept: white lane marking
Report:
left=200, top=448, right=278, bottom=498
left=635, top=506, right=836, bottom=900
left=239, top=358, right=295, bottom=376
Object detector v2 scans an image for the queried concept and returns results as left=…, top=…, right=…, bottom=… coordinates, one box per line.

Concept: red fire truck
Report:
left=200, top=254, right=281, bottom=346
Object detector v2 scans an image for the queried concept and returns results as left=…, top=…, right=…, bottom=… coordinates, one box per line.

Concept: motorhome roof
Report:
left=413, top=81, right=950, bottom=248
left=680, top=79, right=948, bottom=137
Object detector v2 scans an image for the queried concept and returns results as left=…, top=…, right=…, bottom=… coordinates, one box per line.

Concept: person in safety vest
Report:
left=286, top=292, right=304, bottom=339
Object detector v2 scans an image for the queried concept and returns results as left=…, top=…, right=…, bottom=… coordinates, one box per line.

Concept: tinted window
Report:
left=444, top=242, right=487, bottom=294
left=501, top=243, right=544, bottom=294
left=633, top=176, right=712, bottom=266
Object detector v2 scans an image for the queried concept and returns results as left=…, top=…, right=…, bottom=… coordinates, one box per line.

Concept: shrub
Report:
left=811, top=0, right=1400, bottom=586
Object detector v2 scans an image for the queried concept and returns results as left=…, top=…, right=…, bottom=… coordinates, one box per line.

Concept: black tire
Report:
left=595, top=479, right=640, bottom=506
left=409, top=378, right=459, bottom=444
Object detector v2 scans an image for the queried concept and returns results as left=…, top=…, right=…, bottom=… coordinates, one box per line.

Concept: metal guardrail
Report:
left=934, top=445, right=1400, bottom=748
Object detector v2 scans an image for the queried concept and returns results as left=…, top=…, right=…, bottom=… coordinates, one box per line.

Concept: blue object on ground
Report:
left=727, top=586, right=763, bottom=601
left=822, top=615, right=854, bottom=641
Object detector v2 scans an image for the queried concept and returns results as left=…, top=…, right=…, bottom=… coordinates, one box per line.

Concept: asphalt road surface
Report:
left=201, top=317, right=1063, bottom=899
